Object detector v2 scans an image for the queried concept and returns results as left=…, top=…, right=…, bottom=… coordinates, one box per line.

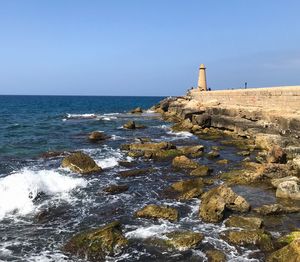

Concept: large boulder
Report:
left=88, top=131, right=109, bottom=142
left=64, top=221, right=128, bottom=261
left=225, top=216, right=263, bottom=229
left=267, top=239, right=300, bottom=262
left=172, top=156, right=200, bottom=169
left=276, top=181, right=300, bottom=200
left=199, top=185, right=250, bottom=223
left=135, top=204, right=179, bottom=222
left=253, top=204, right=300, bottom=215
left=222, top=229, right=274, bottom=251
left=61, top=152, right=102, bottom=174
left=165, top=231, right=204, bottom=251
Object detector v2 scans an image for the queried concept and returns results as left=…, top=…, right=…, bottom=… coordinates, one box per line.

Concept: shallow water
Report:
left=0, top=95, right=299, bottom=261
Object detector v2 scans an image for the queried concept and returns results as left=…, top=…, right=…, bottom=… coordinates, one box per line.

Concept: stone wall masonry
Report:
left=189, top=86, right=300, bottom=112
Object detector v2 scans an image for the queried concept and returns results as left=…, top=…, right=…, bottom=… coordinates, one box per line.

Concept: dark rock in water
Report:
left=178, top=145, right=204, bottom=157
left=253, top=204, right=300, bottom=215
left=41, top=151, right=71, bottom=158
left=165, top=231, right=204, bottom=250
left=267, top=145, right=287, bottom=164
left=222, top=229, right=274, bottom=251
left=172, top=155, right=200, bottom=169
left=88, top=131, right=110, bottom=142
left=119, top=168, right=153, bottom=177
left=199, top=185, right=250, bottom=223
left=266, top=239, right=300, bottom=262
left=190, top=165, right=212, bottom=177
left=207, top=150, right=220, bottom=159
left=237, top=150, right=251, bottom=156
left=61, top=152, right=102, bottom=174
left=135, top=204, right=179, bottom=222
left=205, top=249, right=227, bottom=262
left=123, top=121, right=146, bottom=129
left=118, top=161, right=135, bottom=168
left=127, top=141, right=176, bottom=152
left=64, top=221, right=128, bottom=261
left=103, top=184, right=129, bottom=195
left=130, top=107, right=143, bottom=114
left=216, top=159, right=229, bottom=165
left=225, top=216, right=263, bottom=229
left=35, top=206, right=66, bottom=223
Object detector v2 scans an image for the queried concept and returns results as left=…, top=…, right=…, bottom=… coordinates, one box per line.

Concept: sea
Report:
left=0, top=95, right=298, bottom=262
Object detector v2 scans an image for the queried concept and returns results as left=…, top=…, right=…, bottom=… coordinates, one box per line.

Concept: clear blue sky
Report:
left=0, top=0, right=299, bottom=96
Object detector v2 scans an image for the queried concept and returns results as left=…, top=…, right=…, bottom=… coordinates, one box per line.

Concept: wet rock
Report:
left=145, top=149, right=182, bottom=160
left=217, top=159, right=229, bottom=165
left=178, top=145, right=204, bottom=157
left=190, top=165, right=212, bottom=177
left=267, top=145, right=287, bottom=164
left=266, top=239, right=300, bottom=262
left=118, top=161, right=135, bottom=168
left=271, top=176, right=299, bottom=188
left=171, top=119, right=194, bottom=132
left=88, top=131, right=109, bottom=142
left=103, top=184, right=129, bottom=195
left=64, top=221, right=128, bottom=261
left=127, top=151, right=144, bottom=158
left=277, top=231, right=300, bottom=245
left=130, top=107, right=143, bottom=114
left=123, top=121, right=146, bottom=129
left=165, top=231, right=204, bottom=250
left=127, top=142, right=175, bottom=152
left=61, top=152, right=102, bottom=174
left=253, top=204, right=300, bottom=215
left=199, top=185, right=250, bottom=223
left=119, top=168, right=153, bottom=178
left=205, top=249, right=227, bottom=262
left=135, top=204, right=179, bottom=222
left=222, top=229, right=274, bottom=251
left=41, top=151, right=71, bottom=158
left=237, top=151, right=251, bottom=156
left=225, top=216, right=263, bottom=229
left=35, top=206, right=66, bottom=223
left=276, top=181, right=300, bottom=200
left=172, top=156, right=200, bottom=169
left=221, top=138, right=256, bottom=151
left=207, top=150, right=220, bottom=159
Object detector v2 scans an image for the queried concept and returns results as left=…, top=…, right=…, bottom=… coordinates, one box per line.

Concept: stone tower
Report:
left=197, top=64, right=207, bottom=91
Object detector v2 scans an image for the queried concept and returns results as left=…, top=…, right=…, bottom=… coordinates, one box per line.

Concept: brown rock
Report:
left=88, top=131, right=109, bottom=142
left=61, top=152, right=102, bottom=174
left=267, top=145, right=287, bottom=164
left=225, top=216, right=263, bottom=229
left=130, top=107, right=143, bottom=114
left=206, top=249, right=226, bottom=262
left=190, top=165, right=212, bottom=177
left=253, top=204, right=300, bottom=215
left=165, top=231, right=204, bottom=250
left=103, top=184, right=129, bottom=195
left=119, top=168, right=152, bottom=178
left=276, top=181, right=300, bottom=200
left=172, top=156, right=200, bottom=169
left=135, top=204, right=179, bottom=222
left=267, top=239, right=300, bottom=262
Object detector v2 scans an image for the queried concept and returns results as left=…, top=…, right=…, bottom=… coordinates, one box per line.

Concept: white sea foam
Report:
left=66, top=113, right=97, bottom=119
left=167, top=130, right=194, bottom=138
left=0, top=168, right=87, bottom=219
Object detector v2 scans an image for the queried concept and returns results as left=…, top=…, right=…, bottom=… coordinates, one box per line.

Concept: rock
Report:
left=88, top=131, right=109, bottom=142
left=222, top=229, right=273, bottom=251
left=276, top=181, right=300, bottom=200
left=118, top=161, right=135, bottom=168
left=145, top=149, right=182, bottom=160
left=178, top=145, right=204, bottom=157
left=217, top=159, right=229, bottom=165
left=190, top=165, right=212, bottom=177
left=221, top=138, right=256, bottom=151
left=135, top=204, right=179, bottom=222
left=64, top=221, right=128, bottom=261
left=172, top=156, right=200, bottom=169
left=41, top=151, right=70, bottom=158
left=171, top=119, right=194, bottom=132
left=277, top=231, right=300, bottom=246
left=267, top=145, right=287, bottom=164
left=61, top=152, right=102, bottom=174
left=253, top=204, right=300, bottom=215
left=127, top=142, right=175, bottom=152
left=123, top=120, right=136, bottom=129
left=103, top=185, right=129, bottom=195
left=261, top=163, right=297, bottom=179
left=192, top=113, right=211, bottom=128
left=205, top=249, right=227, bottom=262
left=171, top=178, right=206, bottom=192
left=119, top=168, right=152, bottom=178
left=237, top=151, right=251, bottom=156
left=130, top=107, right=143, bottom=114
left=165, top=231, right=204, bottom=251
left=127, top=151, right=144, bottom=158
left=199, top=185, right=250, bottom=223
left=267, top=239, right=300, bottom=262
left=225, top=216, right=263, bottom=229
left=271, top=176, right=300, bottom=188
left=207, top=150, right=220, bottom=159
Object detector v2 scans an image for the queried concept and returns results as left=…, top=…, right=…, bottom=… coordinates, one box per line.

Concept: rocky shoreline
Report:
left=57, top=100, right=300, bottom=261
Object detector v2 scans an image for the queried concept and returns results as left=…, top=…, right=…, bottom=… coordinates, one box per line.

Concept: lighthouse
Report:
left=197, top=64, right=207, bottom=91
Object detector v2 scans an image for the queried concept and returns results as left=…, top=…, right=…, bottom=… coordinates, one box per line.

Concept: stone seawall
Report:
left=189, top=86, right=300, bottom=112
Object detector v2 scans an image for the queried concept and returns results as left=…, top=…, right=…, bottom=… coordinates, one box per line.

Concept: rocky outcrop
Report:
left=64, top=221, right=128, bottom=261
left=88, top=131, right=110, bottom=142
left=267, top=239, right=300, bottom=262
left=222, top=229, right=274, bottom=251
left=61, top=152, right=102, bottom=174
left=172, top=156, right=200, bottom=169
left=135, top=204, right=179, bottom=222
left=253, top=204, right=300, bottom=215
left=225, top=216, right=263, bottom=229
left=199, top=185, right=250, bottom=223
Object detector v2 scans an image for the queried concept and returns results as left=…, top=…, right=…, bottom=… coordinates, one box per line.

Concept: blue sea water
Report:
left=0, top=95, right=297, bottom=261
